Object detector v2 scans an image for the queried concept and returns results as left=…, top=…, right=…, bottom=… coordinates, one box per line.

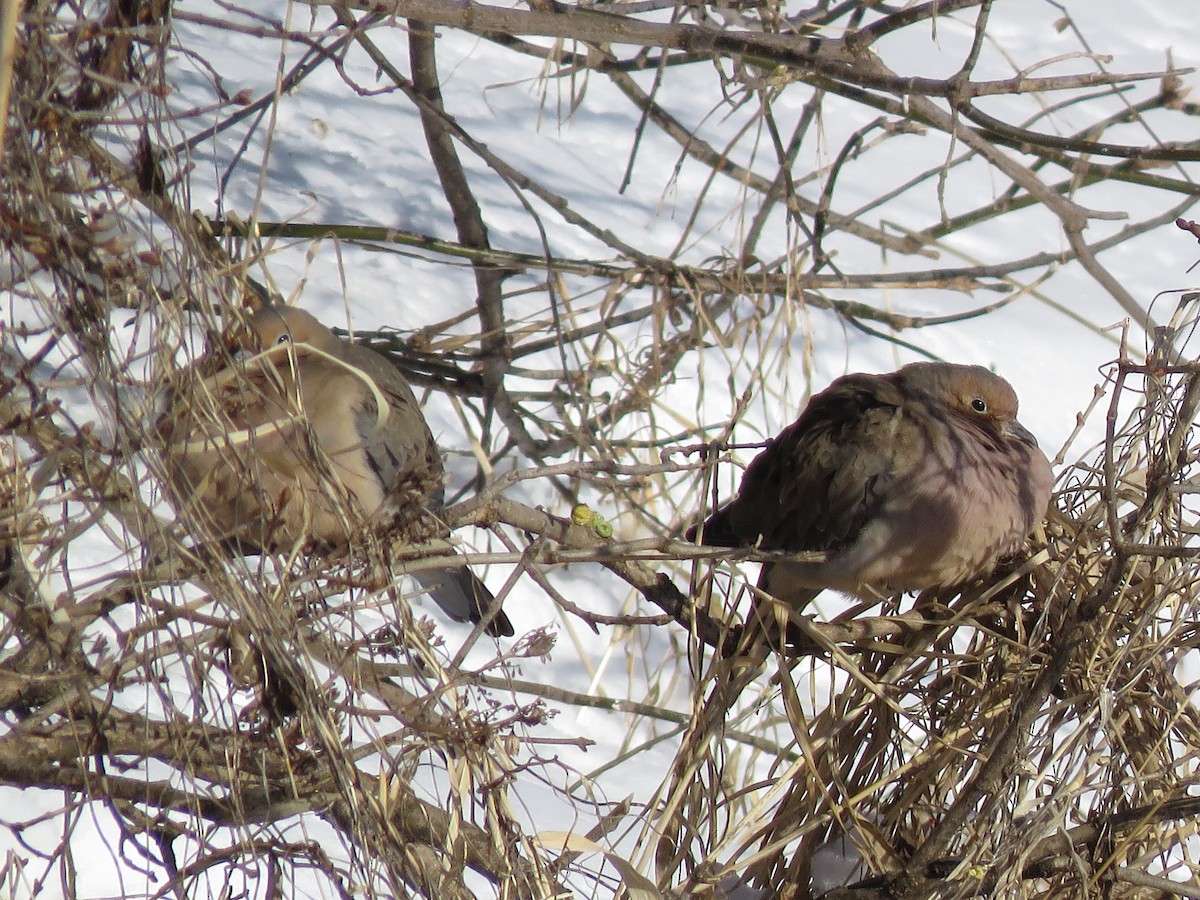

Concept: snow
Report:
left=4, top=0, right=1200, bottom=896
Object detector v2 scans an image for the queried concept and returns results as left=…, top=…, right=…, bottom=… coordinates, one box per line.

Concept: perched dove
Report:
left=687, top=362, right=1053, bottom=617
left=159, top=305, right=513, bottom=637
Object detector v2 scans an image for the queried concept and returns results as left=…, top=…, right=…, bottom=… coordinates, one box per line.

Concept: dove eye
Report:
left=275, top=333, right=292, bottom=345
left=970, top=397, right=988, bottom=413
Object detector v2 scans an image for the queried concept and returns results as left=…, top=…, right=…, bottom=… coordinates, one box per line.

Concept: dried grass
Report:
left=3, top=3, right=1200, bottom=899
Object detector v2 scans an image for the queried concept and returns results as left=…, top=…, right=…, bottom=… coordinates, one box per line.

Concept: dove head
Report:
left=899, top=362, right=1037, bottom=447
left=241, top=306, right=342, bottom=355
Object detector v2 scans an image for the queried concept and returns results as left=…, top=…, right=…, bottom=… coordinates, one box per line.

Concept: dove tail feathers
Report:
left=685, top=505, right=741, bottom=547
left=413, top=568, right=514, bottom=637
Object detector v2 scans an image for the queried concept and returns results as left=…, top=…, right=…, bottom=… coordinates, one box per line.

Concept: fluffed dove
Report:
left=687, top=362, right=1053, bottom=619
left=159, top=305, right=513, bottom=637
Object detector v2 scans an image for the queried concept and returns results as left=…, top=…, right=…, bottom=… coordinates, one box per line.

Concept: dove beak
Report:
left=1006, top=419, right=1040, bottom=448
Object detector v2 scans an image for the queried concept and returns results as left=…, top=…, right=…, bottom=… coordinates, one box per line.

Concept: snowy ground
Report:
left=4, top=0, right=1200, bottom=896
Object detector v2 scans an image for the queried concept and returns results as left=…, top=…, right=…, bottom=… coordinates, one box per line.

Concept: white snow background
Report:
left=4, top=0, right=1200, bottom=896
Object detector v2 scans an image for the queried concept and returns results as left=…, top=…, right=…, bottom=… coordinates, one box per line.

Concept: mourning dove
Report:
left=688, top=362, right=1053, bottom=619
left=159, top=305, right=513, bottom=637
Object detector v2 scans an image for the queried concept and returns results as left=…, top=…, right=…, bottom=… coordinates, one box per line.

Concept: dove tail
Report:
left=413, top=568, right=514, bottom=637
left=685, top=505, right=741, bottom=547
